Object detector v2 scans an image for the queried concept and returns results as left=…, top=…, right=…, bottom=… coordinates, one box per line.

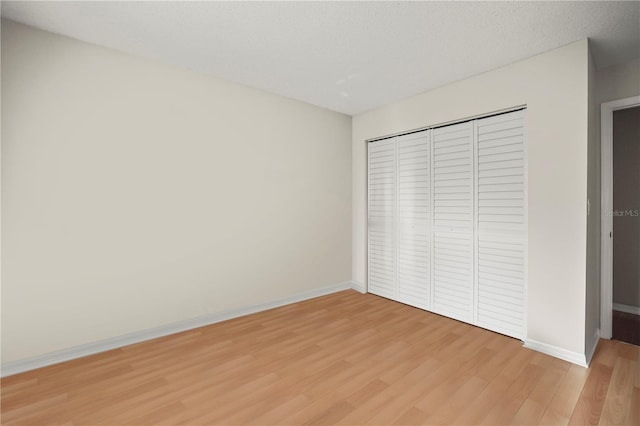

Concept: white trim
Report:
left=585, top=328, right=600, bottom=366
left=523, top=339, right=589, bottom=368
left=613, top=303, right=640, bottom=315
left=351, top=281, right=366, bottom=294
left=0, top=281, right=353, bottom=378
left=600, top=95, right=640, bottom=339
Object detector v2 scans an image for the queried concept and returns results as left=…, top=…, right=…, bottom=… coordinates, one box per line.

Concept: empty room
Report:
left=1, top=1, right=640, bottom=425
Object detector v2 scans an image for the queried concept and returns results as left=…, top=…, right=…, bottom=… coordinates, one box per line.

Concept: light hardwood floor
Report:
left=1, top=290, right=638, bottom=425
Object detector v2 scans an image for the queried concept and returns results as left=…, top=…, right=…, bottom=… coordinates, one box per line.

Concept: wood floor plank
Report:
left=392, top=406, right=429, bottom=425
left=413, top=348, right=495, bottom=417
left=422, top=375, right=488, bottom=424
left=595, top=339, right=619, bottom=368
left=249, top=394, right=314, bottom=426
left=538, top=363, right=590, bottom=425
left=451, top=345, right=534, bottom=425
left=510, top=356, right=567, bottom=425
left=1, top=290, right=638, bottom=425
left=629, top=387, right=640, bottom=426
left=306, top=400, right=355, bottom=425
left=599, top=357, right=635, bottom=425
left=276, top=392, right=347, bottom=425
left=333, top=358, right=441, bottom=425
left=347, top=363, right=447, bottom=424
left=2, top=393, right=69, bottom=424
left=568, top=362, right=613, bottom=425
left=634, top=343, right=640, bottom=388
left=479, top=361, right=545, bottom=425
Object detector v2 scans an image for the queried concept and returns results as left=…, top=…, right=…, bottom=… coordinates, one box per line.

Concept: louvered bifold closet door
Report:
left=432, top=122, right=474, bottom=323
left=396, top=131, right=430, bottom=310
left=368, top=139, right=396, bottom=299
left=475, top=110, right=526, bottom=339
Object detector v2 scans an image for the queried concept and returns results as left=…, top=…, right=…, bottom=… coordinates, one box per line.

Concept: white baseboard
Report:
left=613, top=303, right=640, bottom=315
left=351, top=281, right=366, bottom=294
left=1, top=281, right=353, bottom=378
left=585, top=328, right=600, bottom=366
left=523, top=339, right=589, bottom=368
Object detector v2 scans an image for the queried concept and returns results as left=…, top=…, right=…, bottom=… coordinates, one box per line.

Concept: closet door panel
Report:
left=476, top=110, right=526, bottom=339
left=396, top=131, right=430, bottom=310
left=366, top=109, right=527, bottom=341
left=432, top=122, right=474, bottom=323
left=368, top=139, right=396, bottom=299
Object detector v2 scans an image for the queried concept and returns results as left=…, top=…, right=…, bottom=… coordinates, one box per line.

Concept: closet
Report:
left=367, top=109, right=526, bottom=340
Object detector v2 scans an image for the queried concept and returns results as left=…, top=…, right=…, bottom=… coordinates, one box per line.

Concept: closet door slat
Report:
left=396, top=131, right=430, bottom=310
left=368, top=139, right=396, bottom=299
left=475, top=110, right=526, bottom=339
left=432, top=122, right=474, bottom=323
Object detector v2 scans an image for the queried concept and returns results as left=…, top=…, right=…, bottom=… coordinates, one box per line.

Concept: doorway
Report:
left=611, top=106, right=640, bottom=346
left=601, top=97, right=640, bottom=345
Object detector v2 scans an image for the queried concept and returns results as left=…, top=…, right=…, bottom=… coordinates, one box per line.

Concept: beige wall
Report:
left=1, top=20, right=352, bottom=363
left=585, top=46, right=600, bottom=355
left=613, top=107, right=640, bottom=308
left=353, top=40, right=590, bottom=355
left=596, top=57, right=640, bottom=104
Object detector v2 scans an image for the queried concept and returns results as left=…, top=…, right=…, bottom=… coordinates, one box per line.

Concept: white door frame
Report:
left=600, top=95, right=640, bottom=339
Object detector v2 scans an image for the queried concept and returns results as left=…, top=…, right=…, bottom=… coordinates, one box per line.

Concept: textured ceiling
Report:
left=2, top=1, right=639, bottom=115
